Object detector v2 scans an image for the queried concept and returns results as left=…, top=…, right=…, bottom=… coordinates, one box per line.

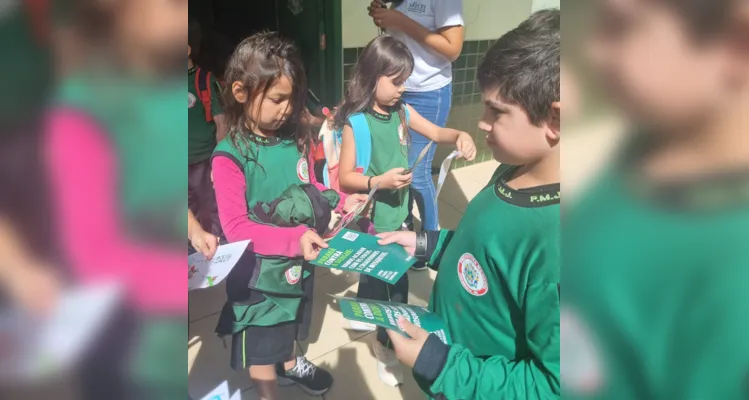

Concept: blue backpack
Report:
left=321, top=107, right=410, bottom=189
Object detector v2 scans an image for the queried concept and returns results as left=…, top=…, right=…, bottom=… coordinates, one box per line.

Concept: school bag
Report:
left=319, top=105, right=410, bottom=192
left=193, top=66, right=223, bottom=123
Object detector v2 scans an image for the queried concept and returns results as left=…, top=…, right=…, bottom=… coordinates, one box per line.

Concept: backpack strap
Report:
left=194, top=67, right=214, bottom=122
left=348, top=113, right=372, bottom=176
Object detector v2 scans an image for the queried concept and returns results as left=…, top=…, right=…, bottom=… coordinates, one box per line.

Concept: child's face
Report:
left=478, top=89, right=560, bottom=165
left=587, top=0, right=734, bottom=131
left=238, top=75, right=294, bottom=131
left=374, top=74, right=407, bottom=107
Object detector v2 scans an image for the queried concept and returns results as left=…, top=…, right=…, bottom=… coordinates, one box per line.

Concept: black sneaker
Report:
left=275, top=356, right=333, bottom=396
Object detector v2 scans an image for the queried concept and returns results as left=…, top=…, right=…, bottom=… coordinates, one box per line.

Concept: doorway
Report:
left=189, top=0, right=343, bottom=106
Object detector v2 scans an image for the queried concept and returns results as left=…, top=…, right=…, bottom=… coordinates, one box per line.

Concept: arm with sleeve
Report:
left=413, top=245, right=561, bottom=399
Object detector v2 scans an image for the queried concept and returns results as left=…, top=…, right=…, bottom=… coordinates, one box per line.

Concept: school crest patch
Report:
left=561, top=307, right=604, bottom=395
left=188, top=92, right=197, bottom=108
left=285, top=265, right=302, bottom=285
left=457, top=253, right=488, bottom=296
left=297, top=158, right=310, bottom=183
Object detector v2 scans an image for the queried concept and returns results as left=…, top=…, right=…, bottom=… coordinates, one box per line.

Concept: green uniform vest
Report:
left=213, top=133, right=314, bottom=331
left=562, top=143, right=749, bottom=399
left=55, top=73, right=187, bottom=397
left=424, top=165, right=561, bottom=399
left=362, top=109, right=410, bottom=232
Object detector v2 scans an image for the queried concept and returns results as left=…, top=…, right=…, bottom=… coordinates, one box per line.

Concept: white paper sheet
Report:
left=435, top=150, right=461, bottom=200
left=0, top=281, right=123, bottom=382
left=188, top=240, right=251, bottom=290
left=200, top=380, right=232, bottom=400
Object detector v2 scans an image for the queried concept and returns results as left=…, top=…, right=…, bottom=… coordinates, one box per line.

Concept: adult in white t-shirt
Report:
left=369, top=0, right=465, bottom=241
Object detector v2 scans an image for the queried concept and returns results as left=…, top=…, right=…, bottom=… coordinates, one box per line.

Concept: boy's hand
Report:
left=376, top=168, right=412, bottom=190
left=456, top=132, right=477, bottom=161
left=190, top=229, right=219, bottom=259
left=300, top=230, right=328, bottom=261
left=342, top=194, right=368, bottom=214
left=386, top=316, right=430, bottom=369
left=377, top=231, right=416, bottom=256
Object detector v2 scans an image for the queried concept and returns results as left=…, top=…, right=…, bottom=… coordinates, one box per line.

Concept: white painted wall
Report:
left=342, top=0, right=534, bottom=48
left=531, top=0, right=560, bottom=12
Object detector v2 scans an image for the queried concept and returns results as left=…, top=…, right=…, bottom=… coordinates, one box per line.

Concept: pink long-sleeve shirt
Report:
left=45, top=108, right=186, bottom=313
left=212, top=149, right=346, bottom=258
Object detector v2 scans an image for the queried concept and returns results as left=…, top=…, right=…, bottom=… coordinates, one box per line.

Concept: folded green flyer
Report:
left=335, top=297, right=451, bottom=345
left=311, top=228, right=415, bottom=284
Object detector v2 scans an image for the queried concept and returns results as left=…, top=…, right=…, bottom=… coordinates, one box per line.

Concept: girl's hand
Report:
left=377, top=231, right=417, bottom=256
left=8, top=264, right=61, bottom=317
left=190, top=229, right=220, bottom=259
left=300, top=230, right=328, bottom=261
left=343, top=194, right=369, bottom=214
left=456, top=132, right=477, bottom=161
left=375, top=167, right=412, bottom=190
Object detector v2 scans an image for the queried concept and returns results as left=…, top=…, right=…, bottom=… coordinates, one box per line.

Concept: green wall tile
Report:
left=455, top=55, right=467, bottom=69
left=466, top=40, right=478, bottom=54
left=454, top=69, right=466, bottom=84
left=344, top=48, right=358, bottom=64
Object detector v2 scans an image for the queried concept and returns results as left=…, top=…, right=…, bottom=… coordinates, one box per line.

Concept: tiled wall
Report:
left=343, top=39, right=498, bottom=169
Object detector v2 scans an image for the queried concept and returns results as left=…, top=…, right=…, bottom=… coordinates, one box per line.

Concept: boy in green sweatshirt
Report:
left=563, top=0, right=749, bottom=398
left=377, top=10, right=560, bottom=399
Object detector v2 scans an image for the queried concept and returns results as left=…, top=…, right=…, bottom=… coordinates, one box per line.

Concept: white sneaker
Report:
left=349, top=320, right=377, bottom=332
left=373, top=341, right=404, bottom=387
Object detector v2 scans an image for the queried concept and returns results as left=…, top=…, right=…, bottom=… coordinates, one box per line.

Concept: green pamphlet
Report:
left=311, top=228, right=415, bottom=284
left=334, top=297, right=452, bottom=345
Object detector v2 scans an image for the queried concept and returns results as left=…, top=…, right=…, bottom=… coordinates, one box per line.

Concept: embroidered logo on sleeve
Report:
left=297, top=158, right=310, bottom=183
left=457, top=253, right=488, bottom=296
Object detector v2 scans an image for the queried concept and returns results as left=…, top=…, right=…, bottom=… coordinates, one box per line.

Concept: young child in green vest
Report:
left=188, top=17, right=226, bottom=237
left=211, top=32, right=366, bottom=400
left=562, top=1, right=749, bottom=398
left=333, top=35, right=477, bottom=387
left=377, top=10, right=561, bottom=398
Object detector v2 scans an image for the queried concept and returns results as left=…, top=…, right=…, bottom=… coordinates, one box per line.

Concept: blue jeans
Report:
left=403, top=83, right=452, bottom=231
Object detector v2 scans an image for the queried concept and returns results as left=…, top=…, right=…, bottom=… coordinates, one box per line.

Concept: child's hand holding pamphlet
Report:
left=312, top=228, right=415, bottom=284
left=334, top=296, right=451, bottom=345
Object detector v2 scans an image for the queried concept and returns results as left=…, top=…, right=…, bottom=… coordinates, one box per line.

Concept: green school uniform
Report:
left=420, top=165, right=561, bottom=399
left=213, top=132, right=313, bottom=330
left=55, top=73, right=187, bottom=398
left=562, top=139, right=749, bottom=399
left=360, top=109, right=410, bottom=232
left=188, top=66, right=224, bottom=164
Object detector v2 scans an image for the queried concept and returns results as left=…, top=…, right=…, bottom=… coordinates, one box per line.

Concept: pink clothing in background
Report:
left=212, top=150, right=347, bottom=258
left=45, top=109, right=185, bottom=314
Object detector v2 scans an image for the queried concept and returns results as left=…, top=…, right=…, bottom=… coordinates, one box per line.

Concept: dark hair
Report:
left=652, top=0, right=738, bottom=39
left=222, top=32, right=308, bottom=159
left=478, top=9, right=560, bottom=126
left=188, top=17, right=202, bottom=59
left=333, top=35, right=414, bottom=138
